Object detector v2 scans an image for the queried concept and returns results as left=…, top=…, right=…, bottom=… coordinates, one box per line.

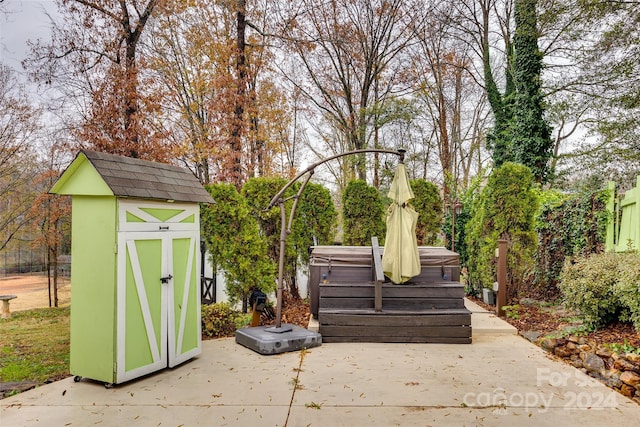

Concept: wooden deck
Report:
left=311, top=244, right=472, bottom=344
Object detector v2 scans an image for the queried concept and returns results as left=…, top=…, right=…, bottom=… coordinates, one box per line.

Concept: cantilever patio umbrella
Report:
left=381, top=163, right=421, bottom=284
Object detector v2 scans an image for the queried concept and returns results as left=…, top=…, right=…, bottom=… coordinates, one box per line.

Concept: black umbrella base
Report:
left=235, top=324, right=322, bottom=355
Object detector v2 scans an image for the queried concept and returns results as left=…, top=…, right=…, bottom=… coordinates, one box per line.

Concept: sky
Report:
left=0, top=0, right=57, bottom=77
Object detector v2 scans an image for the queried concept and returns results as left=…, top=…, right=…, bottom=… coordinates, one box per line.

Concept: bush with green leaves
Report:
left=242, top=177, right=337, bottom=298
left=559, top=252, right=622, bottom=329
left=410, top=179, right=442, bottom=245
left=465, top=163, right=538, bottom=300
left=342, top=180, right=385, bottom=245
left=445, top=205, right=471, bottom=261
left=201, top=303, right=251, bottom=338
left=201, top=183, right=276, bottom=311
left=559, top=252, right=640, bottom=330
left=614, top=253, right=640, bottom=331
left=291, top=181, right=338, bottom=264
left=241, top=176, right=290, bottom=253
left=241, top=177, right=297, bottom=293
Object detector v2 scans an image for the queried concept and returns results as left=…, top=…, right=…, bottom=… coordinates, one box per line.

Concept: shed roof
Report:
left=51, top=150, right=214, bottom=204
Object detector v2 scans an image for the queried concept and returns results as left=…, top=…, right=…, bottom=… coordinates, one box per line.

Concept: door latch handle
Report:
left=160, top=275, right=173, bottom=284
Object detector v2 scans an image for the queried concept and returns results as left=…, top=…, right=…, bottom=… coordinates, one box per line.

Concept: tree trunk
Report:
left=124, top=53, right=139, bottom=157
left=438, top=90, right=451, bottom=200
left=230, top=0, right=247, bottom=188
left=53, top=248, right=59, bottom=308
left=119, top=0, right=159, bottom=157
left=47, top=249, right=52, bottom=308
left=288, top=273, right=300, bottom=300
left=373, top=78, right=380, bottom=188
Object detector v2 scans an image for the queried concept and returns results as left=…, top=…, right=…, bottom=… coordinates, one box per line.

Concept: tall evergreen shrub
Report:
left=241, top=177, right=298, bottom=296
left=465, top=163, right=538, bottom=300
left=342, top=180, right=385, bottom=245
left=201, top=183, right=276, bottom=311
left=242, top=177, right=338, bottom=298
left=410, top=179, right=443, bottom=245
left=291, top=182, right=338, bottom=264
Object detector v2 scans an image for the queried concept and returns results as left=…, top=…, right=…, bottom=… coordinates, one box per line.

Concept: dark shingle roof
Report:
left=81, top=150, right=214, bottom=204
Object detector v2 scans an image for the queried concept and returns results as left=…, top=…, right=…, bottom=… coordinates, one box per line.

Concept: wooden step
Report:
left=318, top=308, right=472, bottom=344
left=319, top=315, right=472, bottom=343
left=322, top=335, right=472, bottom=344
left=319, top=308, right=471, bottom=325
left=320, top=325, right=471, bottom=338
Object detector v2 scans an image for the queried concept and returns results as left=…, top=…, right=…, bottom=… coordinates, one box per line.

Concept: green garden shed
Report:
left=50, top=150, right=214, bottom=385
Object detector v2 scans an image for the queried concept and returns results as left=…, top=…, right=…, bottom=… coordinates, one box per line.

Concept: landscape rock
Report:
left=582, top=353, right=605, bottom=374
left=604, top=357, right=615, bottom=370
left=620, top=371, right=640, bottom=387
left=603, top=376, right=623, bottom=389
left=555, top=346, right=574, bottom=358
left=578, top=344, right=592, bottom=353
left=600, top=369, right=622, bottom=388
left=570, top=359, right=583, bottom=369
left=567, top=335, right=580, bottom=344
left=601, top=368, right=621, bottom=379
left=620, top=384, right=636, bottom=398
left=614, top=358, right=640, bottom=373
left=521, top=331, right=541, bottom=342
left=626, top=353, right=640, bottom=364
left=595, top=347, right=612, bottom=358
left=540, top=337, right=559, bottom=351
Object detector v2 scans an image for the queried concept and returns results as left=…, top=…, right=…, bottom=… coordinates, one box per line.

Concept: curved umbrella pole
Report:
left=266, top=148, right=406, bottom=331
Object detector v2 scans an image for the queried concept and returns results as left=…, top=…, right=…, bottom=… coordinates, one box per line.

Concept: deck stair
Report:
left=310, top=239, right=471, bottom=343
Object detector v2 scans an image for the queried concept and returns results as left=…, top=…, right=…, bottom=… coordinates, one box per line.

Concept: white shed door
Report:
left=116, top=229, right=200, bottom=383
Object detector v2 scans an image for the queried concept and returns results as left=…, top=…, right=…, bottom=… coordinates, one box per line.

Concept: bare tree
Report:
left=25, top=0, right=166, bottom=161
left=146, top=0, right=294, bottom=185
left=29, top=143, right=71, bottom=307
left=276, top=0, right=414, bottom=184
left=0, top=66, right=40, bottom=252
left=409, top=4, right=490, bottom=195
left=147, top=0, right=237, bottom=184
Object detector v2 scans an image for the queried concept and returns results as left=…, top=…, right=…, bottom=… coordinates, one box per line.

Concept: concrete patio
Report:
left=1, top=299, right=638, bottom=426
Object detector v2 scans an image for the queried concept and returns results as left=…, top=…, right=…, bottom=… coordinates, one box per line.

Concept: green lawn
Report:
left=0, top=307, right=70, bottom=384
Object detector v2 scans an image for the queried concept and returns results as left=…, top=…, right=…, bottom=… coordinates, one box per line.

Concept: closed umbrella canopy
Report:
left=381, top=163, right=421, bottom=284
